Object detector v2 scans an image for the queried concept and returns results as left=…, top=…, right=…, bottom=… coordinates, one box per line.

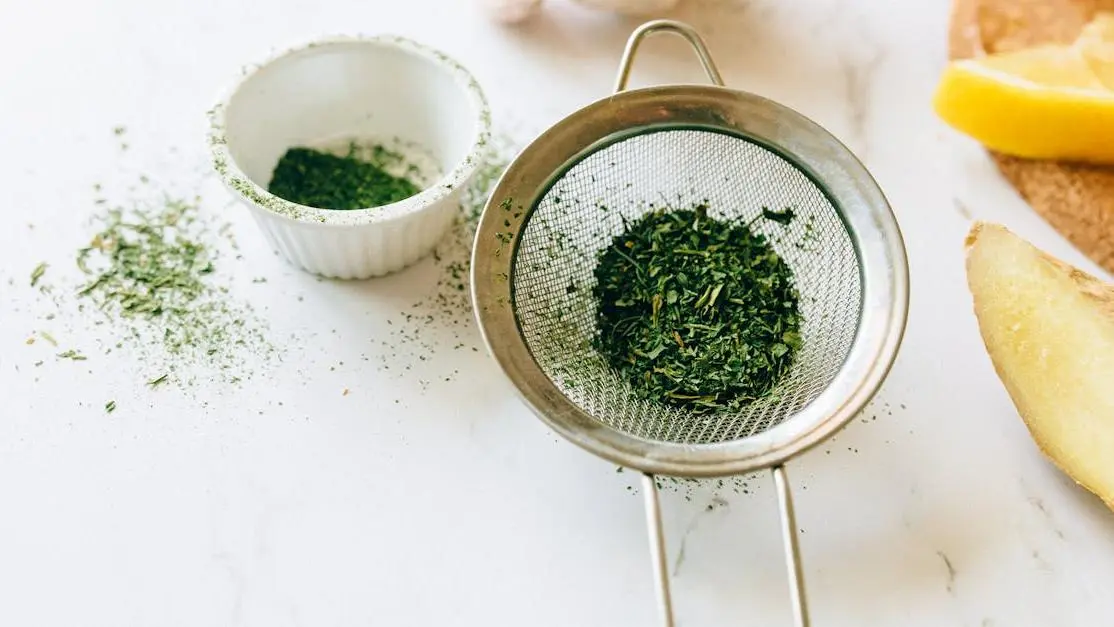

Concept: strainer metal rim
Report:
left=471, top=83, right=909, bottom=478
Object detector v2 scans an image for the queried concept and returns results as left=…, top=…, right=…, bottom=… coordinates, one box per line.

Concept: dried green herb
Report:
left=105, top=400, right=117, bottom=413
left=592, top=203, right=802, bottom=413
left=77, top=200, right=211, bottom=315
left=761, top=207, right=796, bottom=225
left=20, top=129, right=277, bottom=389
left=72, top=191, right=272, bottom=375
left=30, top=262, right=47, bottom=287
left=267, top=144, right=421, bottom=210
left=372, top=137, right=514, bottom=387
left=147, top=373, right=168, bottom=387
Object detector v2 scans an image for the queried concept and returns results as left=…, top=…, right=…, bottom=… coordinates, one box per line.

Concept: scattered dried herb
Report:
left=592, top=203, right=802, bottom=413
left=16, top=130, right=280, bottom=396
left=105, top=400, right=117, bottom=413
left=267, top=144, right=421, bottom=210
left=30, top=262, right=47, bottom=287
left=71, top=189, right=273, bottom=377
left=147, top=373, right=168, bottom=387
left=372, top=137, right=514, bottom=384
left=761, top=207, right=796, bottom=225
left=77, top=200, right=211, bottom=314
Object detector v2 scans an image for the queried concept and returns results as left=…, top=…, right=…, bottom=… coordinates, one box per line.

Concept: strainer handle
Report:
left=641, top=473, right=676, bottom=627
left=773, top=465, right=810, bottom=627
left=614, top=19, right=725, bottom=93
left=642, top=468, right=810, bottom=627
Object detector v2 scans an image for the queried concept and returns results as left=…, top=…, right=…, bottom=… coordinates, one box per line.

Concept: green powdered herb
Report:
left=267, top=144, right=421, bottom=210
left=592, top=203, right=802, bottom=414
left=57, top=349, right=87, bottom=361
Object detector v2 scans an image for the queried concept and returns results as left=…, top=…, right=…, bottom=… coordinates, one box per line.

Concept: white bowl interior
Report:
left=223, top=39, right=483, bottom=200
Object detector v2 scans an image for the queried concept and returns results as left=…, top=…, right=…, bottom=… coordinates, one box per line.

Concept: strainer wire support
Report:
left=613, top=20, right=811, bottom=627
left=774, top=465, right=810, bottom=627
left=641, top=473, right=675, bottom=627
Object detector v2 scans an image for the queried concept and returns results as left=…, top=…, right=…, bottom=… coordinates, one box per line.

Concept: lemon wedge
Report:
left=933, top=12, right=1114, bottom=163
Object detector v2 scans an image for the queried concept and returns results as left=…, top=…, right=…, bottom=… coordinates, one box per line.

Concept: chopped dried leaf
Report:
left=30, top=262, right=47, bottom=287
left=593, top=203, right=802, bottom=414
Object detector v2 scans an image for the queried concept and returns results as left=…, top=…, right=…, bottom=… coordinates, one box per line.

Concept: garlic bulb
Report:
left=482, top=0, right=543, bottom=23
left=572, top=0, right=680, bottom=14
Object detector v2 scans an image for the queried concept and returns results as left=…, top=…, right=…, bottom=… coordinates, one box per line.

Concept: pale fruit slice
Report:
left=1078, top=12, right=1114, bottom=89
left=965, top=222, right=1114, bottom=511
left=933, top=12, right=1114, bottom=163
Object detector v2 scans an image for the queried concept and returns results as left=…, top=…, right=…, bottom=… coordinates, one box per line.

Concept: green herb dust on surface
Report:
left=47, top=148, right=273, bottom=383
left=72, top=194, right=272, bottom=371
left=267, top=144, right=421, bottom=210
left=592, top=203, right=802, bottom=414
left=370, top=133, right=516, bottom=389
left=12, top=126, right=283, bottom=406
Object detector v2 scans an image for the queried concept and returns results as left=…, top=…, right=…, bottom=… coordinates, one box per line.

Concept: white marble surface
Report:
left=3, top=0, right=1114, bottom=625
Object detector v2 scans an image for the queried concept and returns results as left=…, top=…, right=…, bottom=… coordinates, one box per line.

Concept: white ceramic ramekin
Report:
left=207, top=35, right=491, bottom=279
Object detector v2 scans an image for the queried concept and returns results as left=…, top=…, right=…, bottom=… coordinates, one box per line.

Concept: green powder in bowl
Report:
left=208, top=35, right=492, bottom=279
left=267, top=142, right=422, bottom=210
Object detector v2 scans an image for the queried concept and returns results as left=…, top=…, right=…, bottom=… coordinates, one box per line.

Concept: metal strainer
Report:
left=471, top=20, right=908, bottom=627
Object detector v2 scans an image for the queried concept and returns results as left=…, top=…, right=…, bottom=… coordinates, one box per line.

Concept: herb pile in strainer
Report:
left=592, top=203, right=802, bottom=413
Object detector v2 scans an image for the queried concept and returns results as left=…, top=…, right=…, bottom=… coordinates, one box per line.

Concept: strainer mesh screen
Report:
left=511, top=128, right=862, bottom=445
